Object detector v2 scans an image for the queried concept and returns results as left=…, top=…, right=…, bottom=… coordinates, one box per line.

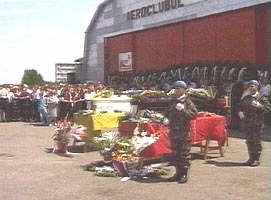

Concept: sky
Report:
left=0, top=0, right=102, bottom=84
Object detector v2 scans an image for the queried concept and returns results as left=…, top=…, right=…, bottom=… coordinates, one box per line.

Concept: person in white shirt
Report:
left=32, top=88, right=41, bottom=122
left=0, top=87, right=8, bottom=122
left=38, top=90, right=48, bottom=125
left=47, top=90, right=59, bottom=125
left=260, top=79, right=271, bottom=97
left=0, top=87, right=15, bottom=122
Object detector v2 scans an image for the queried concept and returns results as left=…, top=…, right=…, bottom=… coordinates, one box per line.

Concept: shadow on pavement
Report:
left=26, top=122, right=49, bottom=126
left=68, top=144, right=86, bottom=153
left=44, top=147, right=74, bottom=158
left=190, top=153, right=221, bottom=160
left=204, top=160, right=247, bottom=167
left=0, top=153, right=15, bottom=157
left=131, top=176, right=169, bottom=183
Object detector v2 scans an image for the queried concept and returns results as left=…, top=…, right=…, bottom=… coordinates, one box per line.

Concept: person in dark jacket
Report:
left=239, top=80, right=271, bottom=167
left=164, top=81, right=198, bottom=183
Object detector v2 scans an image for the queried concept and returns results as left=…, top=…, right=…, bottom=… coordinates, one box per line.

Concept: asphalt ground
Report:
left=0, top=122, right=270, bottom=200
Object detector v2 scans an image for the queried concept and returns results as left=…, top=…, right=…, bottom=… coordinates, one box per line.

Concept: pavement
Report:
left=0, top=122, right=270, bottom=200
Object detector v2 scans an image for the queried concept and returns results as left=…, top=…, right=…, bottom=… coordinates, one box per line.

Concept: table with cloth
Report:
left=189, top=115, right=226, bottom=145
left=119, top=114, right=227, bottom=158
left=73, top=112, right=126, bottom=135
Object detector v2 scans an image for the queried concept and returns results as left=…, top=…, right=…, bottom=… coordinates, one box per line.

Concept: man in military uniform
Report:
left=239, top=80, right=271, bottom=167
left=164, top=81, right=198, bottom=183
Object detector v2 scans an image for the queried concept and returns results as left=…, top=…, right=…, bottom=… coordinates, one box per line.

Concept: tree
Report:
left=21, top=69, right=44, bottom=86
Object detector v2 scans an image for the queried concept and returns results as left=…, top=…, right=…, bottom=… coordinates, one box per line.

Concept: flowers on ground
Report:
left=52, top=120, right=72, bottom=144
left=94, top=126, right=158, bottom=163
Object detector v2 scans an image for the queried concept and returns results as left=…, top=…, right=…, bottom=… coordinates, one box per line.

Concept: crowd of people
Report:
left=0, top=83, right=107, bottom=125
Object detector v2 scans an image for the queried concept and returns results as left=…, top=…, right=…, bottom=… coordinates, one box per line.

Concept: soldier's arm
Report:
left=260, top=96, right=271, bottom=113
left=184, top=98, right=198, bottom=120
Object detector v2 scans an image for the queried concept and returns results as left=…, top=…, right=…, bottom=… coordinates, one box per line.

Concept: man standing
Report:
left=0, top=87, right=8, bottom=122
left=164, top=81, right=198, bottom=183
left=38, top=90, right=48, bottom=125
left=239, top=80, right=271, bottom=167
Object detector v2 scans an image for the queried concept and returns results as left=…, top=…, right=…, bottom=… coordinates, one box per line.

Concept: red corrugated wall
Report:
left=104, top=5, right=269, bottom=75
left=215, top=7, right=256, bottom=63
left=183, top=15, right=217, bottom=63
left=134, top=23, right=184, bottom=71
left=255, top=5, right=268, bottom=64
left=105, top=33, right=134, bottom=75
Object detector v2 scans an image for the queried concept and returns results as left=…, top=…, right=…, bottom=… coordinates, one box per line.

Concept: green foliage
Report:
left=95, top=171, right=118, bottom=177
left=21, top=69, right=45, bottom=86
left=44, top=81, right=58, bottom=86
left=52, top=127, right=71, bottom=144
left=93, top=90, right=114, bottom=98
left=83, top=137, right=105, bottom=152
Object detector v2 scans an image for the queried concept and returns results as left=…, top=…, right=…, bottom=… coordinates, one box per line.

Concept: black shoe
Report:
left=250, top=160, right=260, bottom=167
left=243, top=159, right=252, bottom=166
left=167, top=174, right=180, bottom=182
left=178, top=174, right=188, bottom=184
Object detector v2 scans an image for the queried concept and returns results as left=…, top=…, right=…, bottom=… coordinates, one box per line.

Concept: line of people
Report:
left=0, top=83, right=106, bottom=125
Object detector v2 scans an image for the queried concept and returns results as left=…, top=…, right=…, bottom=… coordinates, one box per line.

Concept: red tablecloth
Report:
left=138, top=115, right=226, bottom=158
left=139, top=122, right=172, bottom=157
left=190, top=115, right=226, bottom=145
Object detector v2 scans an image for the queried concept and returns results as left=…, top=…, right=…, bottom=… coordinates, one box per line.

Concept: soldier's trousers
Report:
left=169, top=130, right=191, bottom=173
left=244, top=125, right=263, bottom=161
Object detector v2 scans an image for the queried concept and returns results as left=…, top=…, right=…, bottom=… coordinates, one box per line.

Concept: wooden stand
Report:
left=193, top=139, right=224, bottom=159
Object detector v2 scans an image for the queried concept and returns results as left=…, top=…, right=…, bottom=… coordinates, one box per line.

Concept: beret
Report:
left=172, top=81, right=187, bottom=89
left=247, top=80, right=259, bottom=87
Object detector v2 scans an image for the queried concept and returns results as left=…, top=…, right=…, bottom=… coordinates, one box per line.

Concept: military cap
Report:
left=247, top=80, right=259, bottom=87
left=172, top=81, right=187, bottom=89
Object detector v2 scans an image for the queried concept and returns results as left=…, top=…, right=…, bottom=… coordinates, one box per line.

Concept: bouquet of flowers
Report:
left=93, top=89, right=114, bottom=98
left=52, top=120, right=72, bottom=145
left=90, top=125, right=161, bottom=177
left=186, top=88, right=213, bottom=104
left=70, top=123, right=87, bottom=139
left=112, top=137, right=135, bottom=161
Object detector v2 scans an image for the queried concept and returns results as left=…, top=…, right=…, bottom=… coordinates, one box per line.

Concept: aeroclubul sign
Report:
left=127, top=0, right=203, bottom=20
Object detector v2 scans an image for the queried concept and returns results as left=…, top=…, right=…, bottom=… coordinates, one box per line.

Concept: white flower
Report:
left=133, top=126, right=140, bottom=136
left=131, top=135, right=158, bottom=154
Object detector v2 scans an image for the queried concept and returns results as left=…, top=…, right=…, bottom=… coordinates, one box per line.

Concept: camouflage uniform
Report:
left=165, top=95, right=198, bottom=177
left=239, top=93, right=271, bottom=165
